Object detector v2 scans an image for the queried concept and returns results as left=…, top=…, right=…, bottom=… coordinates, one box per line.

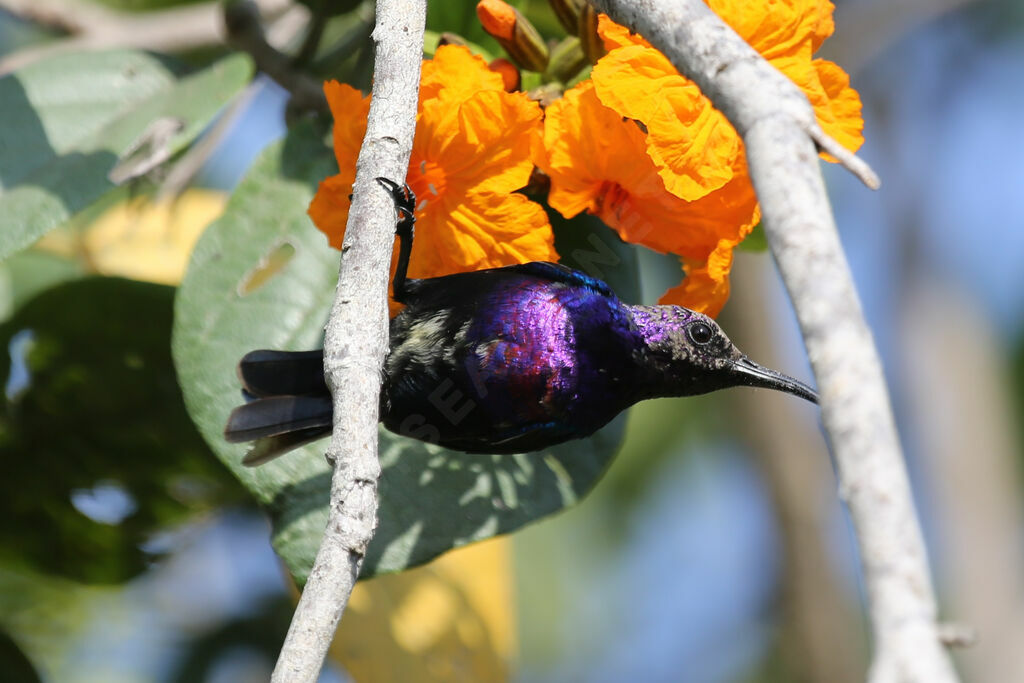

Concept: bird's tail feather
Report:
left=237, top=349, right=326, bottom=397
left=224, top=349, right=332, bottom=466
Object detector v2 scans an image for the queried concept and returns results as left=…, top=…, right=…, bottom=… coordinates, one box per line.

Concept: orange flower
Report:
left=592, top=1, right=863, bottom=197
left=661, top=241, right=739, bottom=317
left=308, top=45, right=556, bottom=287
left=539, top=0, right=862, bottom=315
left=539, top=81, right=758, bottom=316
left=476, top=0, right=516, bottom=41
left=540, top=81, right=757, bottom=259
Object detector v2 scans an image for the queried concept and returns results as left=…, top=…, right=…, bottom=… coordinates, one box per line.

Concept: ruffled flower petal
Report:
left=308, top=45, right=556, bottom=287
left=538, top=80, right=758, bottom=305
left=597, top=14, right=651, bottom=51
left=419, top=44, right=505, bottom=104
left=324, top=81, right=370, bottom=169
left=590, top=47, right=740, bottom=200
left=659, top=240, right=737, bottom=317
left=414, top=191, right=555, bottom=277
left=810, top=58, right=864, bottom=154
left=708, top=0, right=832, bottom=60
left=417, top=89, right=542, bottom=199
left=550, top=0, right=864, bottom=315
left=540, top=81, right=655, bottom=219
left=307, top=175, right=353, bottom=249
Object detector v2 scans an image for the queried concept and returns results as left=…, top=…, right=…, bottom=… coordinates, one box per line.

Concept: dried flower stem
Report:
left=589, top=1, right=957, bottom=681
left=269, top=1, right=425, bottom=681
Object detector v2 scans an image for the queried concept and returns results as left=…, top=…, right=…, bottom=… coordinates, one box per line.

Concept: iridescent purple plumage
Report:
left=225, top=180, right=818, bottom=465
left=382, top=262, right=646, bottom=453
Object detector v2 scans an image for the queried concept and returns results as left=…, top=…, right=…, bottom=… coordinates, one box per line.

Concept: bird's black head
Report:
left=628, top=305, right=818, bottom=403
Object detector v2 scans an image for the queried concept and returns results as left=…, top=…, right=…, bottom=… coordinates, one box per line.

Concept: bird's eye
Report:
left=687, top=321, right=714, bottom=345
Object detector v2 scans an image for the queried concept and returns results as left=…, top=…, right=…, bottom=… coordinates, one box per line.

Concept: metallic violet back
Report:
left=382, top=262, right=643, bottom=453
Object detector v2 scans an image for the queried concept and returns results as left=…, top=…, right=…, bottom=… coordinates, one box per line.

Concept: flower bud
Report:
left=476, top=0, right=550, bottom=72
left=548, top=0, right=585, bottom=34
left=578, top=4, right=606, bottom=63
left=488, top=58, right=521, bottom=92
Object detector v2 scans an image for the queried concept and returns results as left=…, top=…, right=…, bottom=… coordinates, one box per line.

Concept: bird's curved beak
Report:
left=730, top=356, right=819, bottom=404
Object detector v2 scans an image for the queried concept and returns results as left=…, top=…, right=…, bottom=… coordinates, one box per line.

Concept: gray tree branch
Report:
left=269, top=1, right=425, bottom=681
left=0, top=0, right=302, bottom=75
left=589, top=1, right=957, bottom=681
left=223, top=0, right=327, bottom=114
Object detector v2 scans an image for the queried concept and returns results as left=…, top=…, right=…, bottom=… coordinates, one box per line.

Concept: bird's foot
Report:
left=376, top=177, right=416, bottom=237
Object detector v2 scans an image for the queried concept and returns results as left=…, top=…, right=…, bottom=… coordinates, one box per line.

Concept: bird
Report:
left=225, top=178, right=817, bottom=466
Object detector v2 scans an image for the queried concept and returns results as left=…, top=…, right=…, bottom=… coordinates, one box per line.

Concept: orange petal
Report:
left=540, top=81, right=758, bottom=261
left=448, top=90, right=542, bottom=194
left=811, top=58, right=864, bottom=154
left=706, top=0, right=860, bottom=158
left=658, top=240, right=737, bottom=318
left=419, top=44, right=505, bottom=105
left=607, top=168, right=759, bottom=258
left=540, top=81, right=655, bottom=219
left=591, top=46, right=740, bottom=200
left=323, top=81, right=370, bottom=170
left=412, top=89, right=541, bottom=211
left=407, top=66, right=552, bottom=280
left=308, top=174, right=354, bottom=249
left=807, top=0, right=836, bottom=53
left=596, top=14, right=651, bottom=51
left=708, top=0, right=835, bottom=60
left=409, top=190, right=557, bottom=278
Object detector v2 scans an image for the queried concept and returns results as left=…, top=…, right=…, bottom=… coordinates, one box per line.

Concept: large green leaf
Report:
left=0, top=50, right=253, bottom=260
left=0, top=277, right=245, bottom=584
left=0, top=249, right=87, bottom=322
left=173, top=123, right=640, bottom=585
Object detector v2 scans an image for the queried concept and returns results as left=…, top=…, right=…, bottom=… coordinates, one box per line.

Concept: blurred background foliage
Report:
left=1, top=0, right=1023, bottom=681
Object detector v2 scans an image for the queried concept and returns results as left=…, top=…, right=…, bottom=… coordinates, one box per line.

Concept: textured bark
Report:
left=270, top=1, right=425, bottom=681
left=589, top=1, right=956, bottom=681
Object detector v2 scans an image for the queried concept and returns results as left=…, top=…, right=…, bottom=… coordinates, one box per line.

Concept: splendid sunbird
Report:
left=225, top=178, right=817, bottom=465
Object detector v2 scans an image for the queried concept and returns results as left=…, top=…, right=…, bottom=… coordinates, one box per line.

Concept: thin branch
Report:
left=807, top=124, right=880, bottom=189
left=269, top=1, right=425, bottom=681
left=155, top=81, right=262, bottom=203
left=589, top=1, right=957, bottom=682
left=291, top=0, right=328, bottom=67
left=0, top=0, right=298, bottom=74
left=224, top=0, right=327, bottom=114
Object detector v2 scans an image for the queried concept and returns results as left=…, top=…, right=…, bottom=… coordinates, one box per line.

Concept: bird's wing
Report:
left=508, top=261, right=616, bottom=297
left=401, top=261, right=616, bottom=306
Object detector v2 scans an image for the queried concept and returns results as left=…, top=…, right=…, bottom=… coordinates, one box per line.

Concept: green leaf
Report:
left=0, top=250, right=87, bottom=323
left=736, top=221, right=768, bottom=252
left=0, top=50, right=253, bottom=261
left=0, top=277, right=244, bottom=584
left=427, top=0, right=489, bottom=43
left=173, top=124, right=638, bottom=585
